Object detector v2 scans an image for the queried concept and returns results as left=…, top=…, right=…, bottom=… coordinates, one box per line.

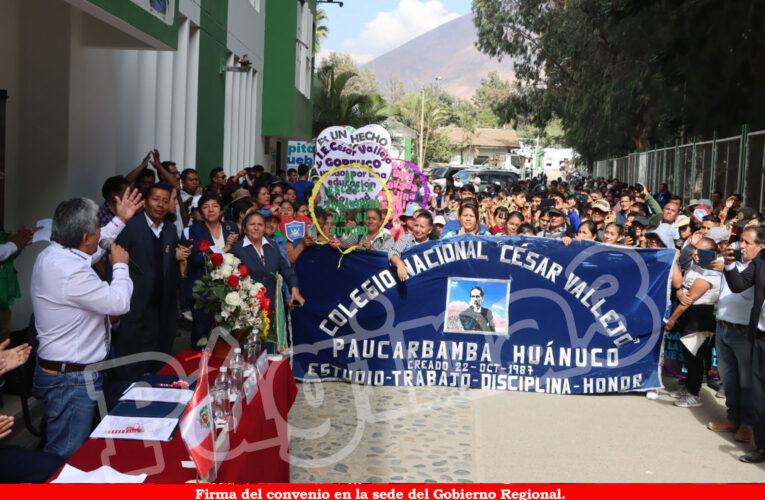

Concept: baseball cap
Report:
left=433, top=215, right=446, bottom=226
left=591, top=199, right=611, bottom=213
left=706, top=227, right=728, bottom=244
left=696, top=198, right=713, bottom=211
left=735, top=207, right=758, bottom=227
left=548, top=207, right=565, bottom=217
left=399, top=204, right=420, bottom=220
left=673, top=215, right=691, bottom=228
left=645, top=223, right=675, bottom=249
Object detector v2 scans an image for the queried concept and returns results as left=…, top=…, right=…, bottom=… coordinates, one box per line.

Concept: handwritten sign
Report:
left=381, top=160, right=430, bottom=221
left=316, top=124, right=391, bottom=150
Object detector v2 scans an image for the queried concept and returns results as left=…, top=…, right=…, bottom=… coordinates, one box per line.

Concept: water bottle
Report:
left=229, top=348, right=245, bottom=399
left=212, top=366, right=231, bottom=424
left=243, top=337, right=262, bottom=379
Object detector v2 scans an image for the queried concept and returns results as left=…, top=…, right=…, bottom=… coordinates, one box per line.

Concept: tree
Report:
left=472, top=0, right=765, bottom=161
left=393, top=91, right=452, bottom=166
left=316, top=52, right=379, bottom=95
left=312, top=66, right=388, bottom=135
left=385, top=75, right=406, bottom=104
left=313, top=8, right=329, bottom=56
left=472, top=71, right=512, bottom=117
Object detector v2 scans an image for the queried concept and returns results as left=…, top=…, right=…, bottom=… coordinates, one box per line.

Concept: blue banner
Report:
left=291, top=235, right=675, bottom=394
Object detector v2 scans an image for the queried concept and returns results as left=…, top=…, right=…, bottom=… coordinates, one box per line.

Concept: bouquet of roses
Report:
left=192, top=240, right=271, bottom=343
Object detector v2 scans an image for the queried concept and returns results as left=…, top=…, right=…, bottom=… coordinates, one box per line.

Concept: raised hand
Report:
left=8, top=223, right=39, bottom=251
left=114, top=187, right=144, bottom=223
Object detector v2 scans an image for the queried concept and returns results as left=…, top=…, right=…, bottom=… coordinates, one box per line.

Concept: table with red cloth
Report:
left=49, top=350, right=297, bottom=483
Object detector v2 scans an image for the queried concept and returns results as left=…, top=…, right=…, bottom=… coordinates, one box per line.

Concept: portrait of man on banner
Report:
left=444, top=278, right=510, bottom=335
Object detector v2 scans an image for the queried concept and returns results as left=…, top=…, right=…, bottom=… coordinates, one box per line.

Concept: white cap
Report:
left=434, top=215, right=446, bottom=226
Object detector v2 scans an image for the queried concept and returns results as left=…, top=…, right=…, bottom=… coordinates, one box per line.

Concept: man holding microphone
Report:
left=31, top=190, right=141, bottom=458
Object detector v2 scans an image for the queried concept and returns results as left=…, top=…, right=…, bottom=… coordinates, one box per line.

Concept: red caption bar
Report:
left=6, top=483, right=765, bottom=500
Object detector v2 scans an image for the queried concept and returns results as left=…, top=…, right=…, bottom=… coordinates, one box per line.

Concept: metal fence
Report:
left=589, top=127, right=765, bottom=210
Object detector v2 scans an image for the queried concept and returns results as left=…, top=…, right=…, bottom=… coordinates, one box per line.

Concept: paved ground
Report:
left=289, top=376, right=765, bottom=483
left=4, top=320, right=763, bottom=483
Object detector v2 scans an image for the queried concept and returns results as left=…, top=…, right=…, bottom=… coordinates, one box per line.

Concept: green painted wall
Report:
left=195, top=0, right=228, bottom=183
left=263, top=0, right=314, bottom=140
left=87, top=0, right=179, bottom=48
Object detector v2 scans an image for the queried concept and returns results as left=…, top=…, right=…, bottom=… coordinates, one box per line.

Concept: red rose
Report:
left=210, top=253, right=223, bottom=266
left=197, top=240, right=211, bottom=253
left=256, top=289, right=271, bottom=311
left=227, top=274, right=240, bottom=287
left=238, top=264, right=249, bottom=277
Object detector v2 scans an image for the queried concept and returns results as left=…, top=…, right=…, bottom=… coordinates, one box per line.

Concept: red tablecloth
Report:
left=50, top=350, right=297, bottom=483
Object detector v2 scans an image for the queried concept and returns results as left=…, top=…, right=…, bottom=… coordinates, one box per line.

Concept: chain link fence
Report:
left=590, top=128, right=765, bottom=210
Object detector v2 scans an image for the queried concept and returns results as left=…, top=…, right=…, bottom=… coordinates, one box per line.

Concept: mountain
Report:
left=364, top=14, right=515, bottom=100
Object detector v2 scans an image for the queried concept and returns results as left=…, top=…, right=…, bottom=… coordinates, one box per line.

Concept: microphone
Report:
left=99, top=239, right=144, bottom=275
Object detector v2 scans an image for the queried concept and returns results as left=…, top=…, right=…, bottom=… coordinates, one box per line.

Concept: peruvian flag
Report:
left=179, top=350, right=216, bottom=480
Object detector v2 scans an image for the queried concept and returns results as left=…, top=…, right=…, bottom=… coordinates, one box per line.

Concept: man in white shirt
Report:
left=723, top=226, right=765, bottom=463
left=31, top=193, right=139, bottom=458
left=707, top=228, right=761, bottom=442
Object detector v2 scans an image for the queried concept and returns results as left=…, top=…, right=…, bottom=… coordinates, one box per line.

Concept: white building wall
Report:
left=0, top=0, right=263, bottom=330
left=222, top=0, right=265, bottom=174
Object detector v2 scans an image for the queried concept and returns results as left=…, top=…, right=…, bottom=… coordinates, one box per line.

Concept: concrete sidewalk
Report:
left=288, top=377, right=765, bottom=483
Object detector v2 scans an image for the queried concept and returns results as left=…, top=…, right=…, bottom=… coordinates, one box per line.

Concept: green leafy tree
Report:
left=317, top=52, right=379, bottom=95
left=473, top=71, right=512, bottom=118
left=312, top=66, right=388, bottom=135
left=313, top=8, right=329, bottom=56
left=472, top=0, right=765, bottom=161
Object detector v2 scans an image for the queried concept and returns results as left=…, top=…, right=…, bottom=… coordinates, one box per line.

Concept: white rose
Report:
left=220, top=264, right=234, bottom=278
left=225, top=292, right=241, bottom=307
left=231, top=256, right=241, bottom=267
left=223, top=253, right=237, bottom=266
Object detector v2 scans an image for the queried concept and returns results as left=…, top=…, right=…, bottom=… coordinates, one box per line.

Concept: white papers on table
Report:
left=33, top=219, right=52, bottom=243
left=90, top=415, right=178, bottom=442
left=51, top=464, right=147, bottom=483
left=121, top=386, right=193, bottom=404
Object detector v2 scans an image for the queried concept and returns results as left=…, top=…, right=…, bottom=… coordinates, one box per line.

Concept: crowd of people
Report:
left=1, top=150, right=765, bottom=483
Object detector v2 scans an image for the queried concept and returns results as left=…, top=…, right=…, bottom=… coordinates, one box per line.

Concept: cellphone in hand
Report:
left=696, top=249, right=717, bottom=269
left=626, top=225, right=637, bottom=242
left=541, top=199, right=556, bottom=208
left=732, top=249, right=743, bottom=263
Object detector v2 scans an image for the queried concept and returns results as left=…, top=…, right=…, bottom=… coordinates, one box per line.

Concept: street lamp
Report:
left=419, top=75, right=443, bottom=170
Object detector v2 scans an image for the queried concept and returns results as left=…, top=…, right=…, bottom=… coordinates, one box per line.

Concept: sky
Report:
left=316, top=0, right=472, bottom=65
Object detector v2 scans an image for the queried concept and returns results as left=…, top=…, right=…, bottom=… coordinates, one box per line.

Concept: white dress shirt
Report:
left=242, top=235, right=271, bottom=260
left=0, top=242, right=17, bottom=262
left=145, top=213, right=164, bottom=238
left=725, top=260, right=765, bottom=331
left=717, top=259, right=753, bottom=325
left=32, top=217, right=132, bottom=364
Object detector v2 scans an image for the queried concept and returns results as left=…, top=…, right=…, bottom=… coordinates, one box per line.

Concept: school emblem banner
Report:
left=291, top=235, right=674, bottom=394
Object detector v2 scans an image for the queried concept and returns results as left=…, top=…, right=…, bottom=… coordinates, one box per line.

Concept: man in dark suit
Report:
left=113, top=183, right=190, bottom=382
left=459, top=286, right=495, bottom=332
left=723, top=226, right=765, bottom=463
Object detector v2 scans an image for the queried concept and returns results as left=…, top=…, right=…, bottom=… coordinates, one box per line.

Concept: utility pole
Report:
left=418, top=76, right=442, bottom=170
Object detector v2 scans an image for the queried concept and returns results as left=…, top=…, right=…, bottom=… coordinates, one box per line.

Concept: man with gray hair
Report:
left=30, top=189, right=142, bottom=458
